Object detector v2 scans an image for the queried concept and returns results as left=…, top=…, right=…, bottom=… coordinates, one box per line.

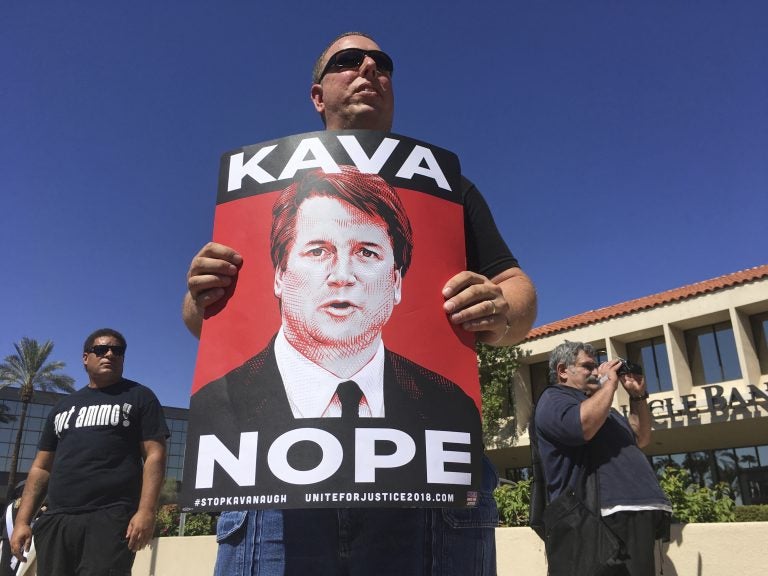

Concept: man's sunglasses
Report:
left=87, top=345, right=126, bottom=357
left=318, top=48, right=394, bottom=82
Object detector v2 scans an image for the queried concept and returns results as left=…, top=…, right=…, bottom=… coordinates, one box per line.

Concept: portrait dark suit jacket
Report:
left=187, top=335, right=482, bottom=494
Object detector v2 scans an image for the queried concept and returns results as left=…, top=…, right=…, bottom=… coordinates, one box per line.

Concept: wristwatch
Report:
left=629, top=391, right=649, bottom=401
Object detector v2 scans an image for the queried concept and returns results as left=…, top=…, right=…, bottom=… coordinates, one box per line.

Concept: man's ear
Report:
left=274, top=267, right=284, bottom=298
left=310, top=84, right=324, bottom=115
left=393, top=268, right=402, bottom=305
left=557, top=362, right=569, bottom=382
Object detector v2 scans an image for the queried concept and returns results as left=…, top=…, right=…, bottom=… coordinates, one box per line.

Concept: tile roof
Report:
left=525, top=264, right=768, bottom=341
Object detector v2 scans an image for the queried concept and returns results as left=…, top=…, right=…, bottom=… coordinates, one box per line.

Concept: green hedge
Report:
left=494, top=480, right=531, bottom=527
left=658, top=468, right=735, bottom=523
left=154, top=504, right=217, bottom=537
left=494, top=468, right=744, bottom=527
left=734, top=505, right=768, bottom=522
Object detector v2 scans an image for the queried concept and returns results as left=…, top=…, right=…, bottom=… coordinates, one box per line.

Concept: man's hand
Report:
left=11, top=451, right=53, bottom=563
left=621, top=372, right=647, bottom=399
left=10, top=523, right=32, bottom=563
left=580, top=359, right=623, bottom=439
left=125, top=508, right=156, bottom=552
left=442, top=271, right=509, bottom=344
left=187, top=242, right=242, bottom=306
left=183, top=242, right=243, bottom=337
left=128, top=438, right=165, bottom=552
left=623, top=371, right=651, bottom=447
left=596, top=359, right=622, bottom=390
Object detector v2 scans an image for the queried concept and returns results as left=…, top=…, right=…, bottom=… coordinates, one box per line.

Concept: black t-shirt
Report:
left=38, top=378, right=169, bottom=514
left=461, top=176, right=519, bottom=277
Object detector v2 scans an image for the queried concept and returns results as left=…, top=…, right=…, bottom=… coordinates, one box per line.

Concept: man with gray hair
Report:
left=533, top=341, right=670, bottom=575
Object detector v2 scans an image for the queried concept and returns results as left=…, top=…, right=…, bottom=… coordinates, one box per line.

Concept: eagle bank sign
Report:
left=622, top=383, right=768, bottom=427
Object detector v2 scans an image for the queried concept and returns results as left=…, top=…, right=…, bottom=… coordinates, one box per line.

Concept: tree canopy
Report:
left=0, top=337, right=76, bottom=398
left=477, top=343, right=529, bottom=447
left=1, top=337, right=75, bottom=499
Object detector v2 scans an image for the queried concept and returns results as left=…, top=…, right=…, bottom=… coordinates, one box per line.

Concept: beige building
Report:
left=487, top=264, right=768, bottom=505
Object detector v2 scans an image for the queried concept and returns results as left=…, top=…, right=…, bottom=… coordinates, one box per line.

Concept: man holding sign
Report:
left=183, top=32, right=536, bottom=576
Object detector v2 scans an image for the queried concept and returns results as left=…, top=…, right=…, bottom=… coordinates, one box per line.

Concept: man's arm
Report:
left=578, top=359, right=624, bottom=441
left=622, top=373, right=651, bottom=448
left=442, top=266, right=537, bottom=346
left=183, top=242, right=243, bottom=338
left=11, top=451, right=53, bottom=562
left=125, top=438, right=166, bottom=552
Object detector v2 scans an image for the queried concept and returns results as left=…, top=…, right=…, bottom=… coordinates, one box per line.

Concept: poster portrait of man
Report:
left=182, top=132, right=483, bottom=511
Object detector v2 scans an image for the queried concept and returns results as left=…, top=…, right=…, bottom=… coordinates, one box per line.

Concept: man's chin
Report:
left=92, top=373, right=122, bottom=387
left=342, top=104, right=393, bottom=130
left=307, top=330, right=380, bottom=351
left=315, top=333, right=367, bottom=347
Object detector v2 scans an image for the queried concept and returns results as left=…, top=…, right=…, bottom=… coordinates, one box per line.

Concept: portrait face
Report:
left=311, top=34, right=394, bottom=131
left=83, top=335, right=125, bottom=384
left=274, top=194, right=402, bottom=356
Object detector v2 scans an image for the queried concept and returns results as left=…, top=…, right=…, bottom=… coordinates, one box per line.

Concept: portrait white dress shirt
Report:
left=273, top=328, right=386, bottom=418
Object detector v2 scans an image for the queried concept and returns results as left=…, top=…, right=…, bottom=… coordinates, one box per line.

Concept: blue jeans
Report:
left=214, top=455, right=499, bottom=576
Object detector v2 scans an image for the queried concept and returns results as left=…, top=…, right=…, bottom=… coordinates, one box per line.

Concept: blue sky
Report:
left=2, top=1, right=766, bottom=408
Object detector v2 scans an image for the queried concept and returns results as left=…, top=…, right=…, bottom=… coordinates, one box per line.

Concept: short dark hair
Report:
left=270, top=166, right=413, bottom=277
left=83, top=328, right=127, bottom=353
left=312, top=31, right=377, bottom=84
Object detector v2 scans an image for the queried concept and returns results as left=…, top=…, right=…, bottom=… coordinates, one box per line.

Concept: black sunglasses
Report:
left=88, top=345, right=126, bottom=357
left=318, top=48, right=394, bottom=82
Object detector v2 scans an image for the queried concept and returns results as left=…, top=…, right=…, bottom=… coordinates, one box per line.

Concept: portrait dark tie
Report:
left=336, top=380, right=363, bottom=420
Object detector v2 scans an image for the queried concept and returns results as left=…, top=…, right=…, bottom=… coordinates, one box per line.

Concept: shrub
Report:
left=494, top=479, right=531, bottom=527
left=493, top=466, right=740, bottom=528
left=183, top=511, right=217, bottom=535
left=154, top=504, right=217, bottom=537
left=155, top=504, right=181, bottom=537
left=659, top=467, right=735, bottom=523
left=734, top=505, right=768, bottom=522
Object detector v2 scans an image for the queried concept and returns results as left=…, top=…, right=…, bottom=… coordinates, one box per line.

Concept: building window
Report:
left=651, top=451, right=716, bottom=487
left=163, top=416, right=188, bottom=484
left=685, top=322, right=742, bottom=385
left=504, top=467, right=532, bottom=482
left=626, top=337, right=673, bottom=393
left=713, top=446, right=768, bottom=505
left=594, top=349, right=609, bottom=364
left=1, top=393, right=191, bottom=493
left=750, top=312, right=768, bottom=374
left=0, top=398, right=52, bottom=477
left=652, top=445, right=768, bottom=505
left=651, top=453, right=686, bottom=474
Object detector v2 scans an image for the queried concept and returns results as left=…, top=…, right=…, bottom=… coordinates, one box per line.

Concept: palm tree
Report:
left=0, top=337, right=75, bottom=500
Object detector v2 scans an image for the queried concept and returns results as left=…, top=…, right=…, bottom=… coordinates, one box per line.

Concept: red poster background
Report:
left=191, top=187, right=480, bottom=411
